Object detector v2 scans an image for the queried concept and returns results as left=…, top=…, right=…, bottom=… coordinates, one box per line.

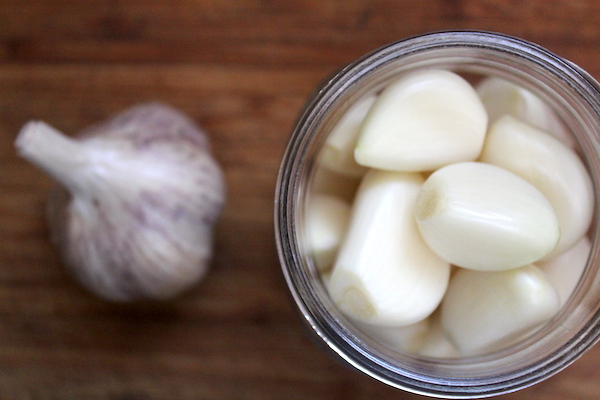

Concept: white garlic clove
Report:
left=476, top=76, right=574, bottom=147
left=15, top=103, right=226, bottom=302
left=441, top=265, right=560, bottom=356
left=317, top=95, right=376, bottom=178
left=354, top=318, right=430, bottom=354
left=327, top=170, right=450, bottom=327
left=304, top=193, right=351, bottom=272
left=537, top=237, right=591, bottom=307
left=354, top=69, right=488, bottom=172
left=480, top=116, right=593, bottom=258
left=418, top=312, right=460, bottom=359
left=414, top=162, right=560, bottom=271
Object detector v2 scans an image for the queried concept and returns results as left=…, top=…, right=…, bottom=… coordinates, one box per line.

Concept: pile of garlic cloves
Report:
left=306, top=71, right=594, bottom=357
left=16, top=103, right=226, bottom=302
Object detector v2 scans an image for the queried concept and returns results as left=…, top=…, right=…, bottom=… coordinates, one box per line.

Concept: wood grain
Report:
left=2, top=1, right=600, bottom=399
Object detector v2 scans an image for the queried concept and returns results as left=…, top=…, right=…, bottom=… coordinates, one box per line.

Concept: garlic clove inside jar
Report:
left=480, top=115, right=593, bottom=258
left=536, top=237, right=592, bottom=307
left=317, top=94, right=375, bottom=178
left=354, top=69, right=488, bottom=172
left=304, top=193, right=351, bottom=273
left=476, top=76, right=572, bottom=147
left=327, top=170, right=450, bottom=327
left=414, top=162, right=560, bottom=271
left=441, top=265, right=560, bottom=356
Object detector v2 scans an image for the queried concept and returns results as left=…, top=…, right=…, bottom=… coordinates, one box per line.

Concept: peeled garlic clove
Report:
left=318, top=95, right=376, bottom=178
left=354, top=318, right=430, bottom=354
left=415, top=162, right=560, bottom=271
left=304, top=193, right=351, bottom=272
left=327, top=170, right=450, bottom=327
left=480, top=116, right=593, bottom=257
left=441, top=265, right=559, bottom=356
left=418, top=313, right=460, bottom=359
left=537, top=237, right=591, bottom=307
left=476, top=76, right=573, bottom=147
left=15, top=103, right=226, bottom=302
left=354, top=69, right=488, bottom=172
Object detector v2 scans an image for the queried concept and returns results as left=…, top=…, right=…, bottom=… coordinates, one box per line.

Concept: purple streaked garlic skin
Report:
left=15, top=103, right=226, bottom=302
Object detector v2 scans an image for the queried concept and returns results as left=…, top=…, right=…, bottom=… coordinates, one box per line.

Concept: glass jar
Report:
left=274, top=31, right=600, bottom=398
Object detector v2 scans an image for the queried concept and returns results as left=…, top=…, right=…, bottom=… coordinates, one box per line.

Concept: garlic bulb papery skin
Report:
left=480, top=115, right=593, bottom=258
left=537, top=237, right=591, bottom=307
left=441, top=265, right=560, bottom=357
left=317, top=95, right=376, bottom=178
left=304, top=193, right=351, bottom=272
left=476, top=76, right=574, bottom=147
left=327, top=170, right=450, bottom=327
left=414, top=162, right=560, bottom=271
left=15, top=103, right=226, bottom=302
left=354, top=69, right=488, bottom=172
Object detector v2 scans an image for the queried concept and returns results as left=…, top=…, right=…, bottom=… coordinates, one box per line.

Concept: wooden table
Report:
left=2, top=1, right=600, bottom=399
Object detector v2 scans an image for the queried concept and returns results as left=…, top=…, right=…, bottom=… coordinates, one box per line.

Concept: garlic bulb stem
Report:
left=16, top=122, right=91, bottom=193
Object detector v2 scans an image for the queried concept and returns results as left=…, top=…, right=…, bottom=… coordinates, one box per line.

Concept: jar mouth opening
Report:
left=275, top=30, right=600, bottom=398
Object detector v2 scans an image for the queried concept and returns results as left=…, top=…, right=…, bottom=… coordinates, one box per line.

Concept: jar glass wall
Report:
left=275, top=31, right=600, bottom=398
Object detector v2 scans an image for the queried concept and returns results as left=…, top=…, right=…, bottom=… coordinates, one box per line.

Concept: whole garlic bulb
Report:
left=15, top=103, right=226, bottom=302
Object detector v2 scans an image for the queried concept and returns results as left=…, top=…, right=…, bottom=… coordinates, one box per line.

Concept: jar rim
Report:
left=275, top=30, right=600, bottom=398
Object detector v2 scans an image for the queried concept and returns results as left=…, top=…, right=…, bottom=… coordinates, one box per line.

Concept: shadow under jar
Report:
left=275, top=31, right=600, bottom=398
